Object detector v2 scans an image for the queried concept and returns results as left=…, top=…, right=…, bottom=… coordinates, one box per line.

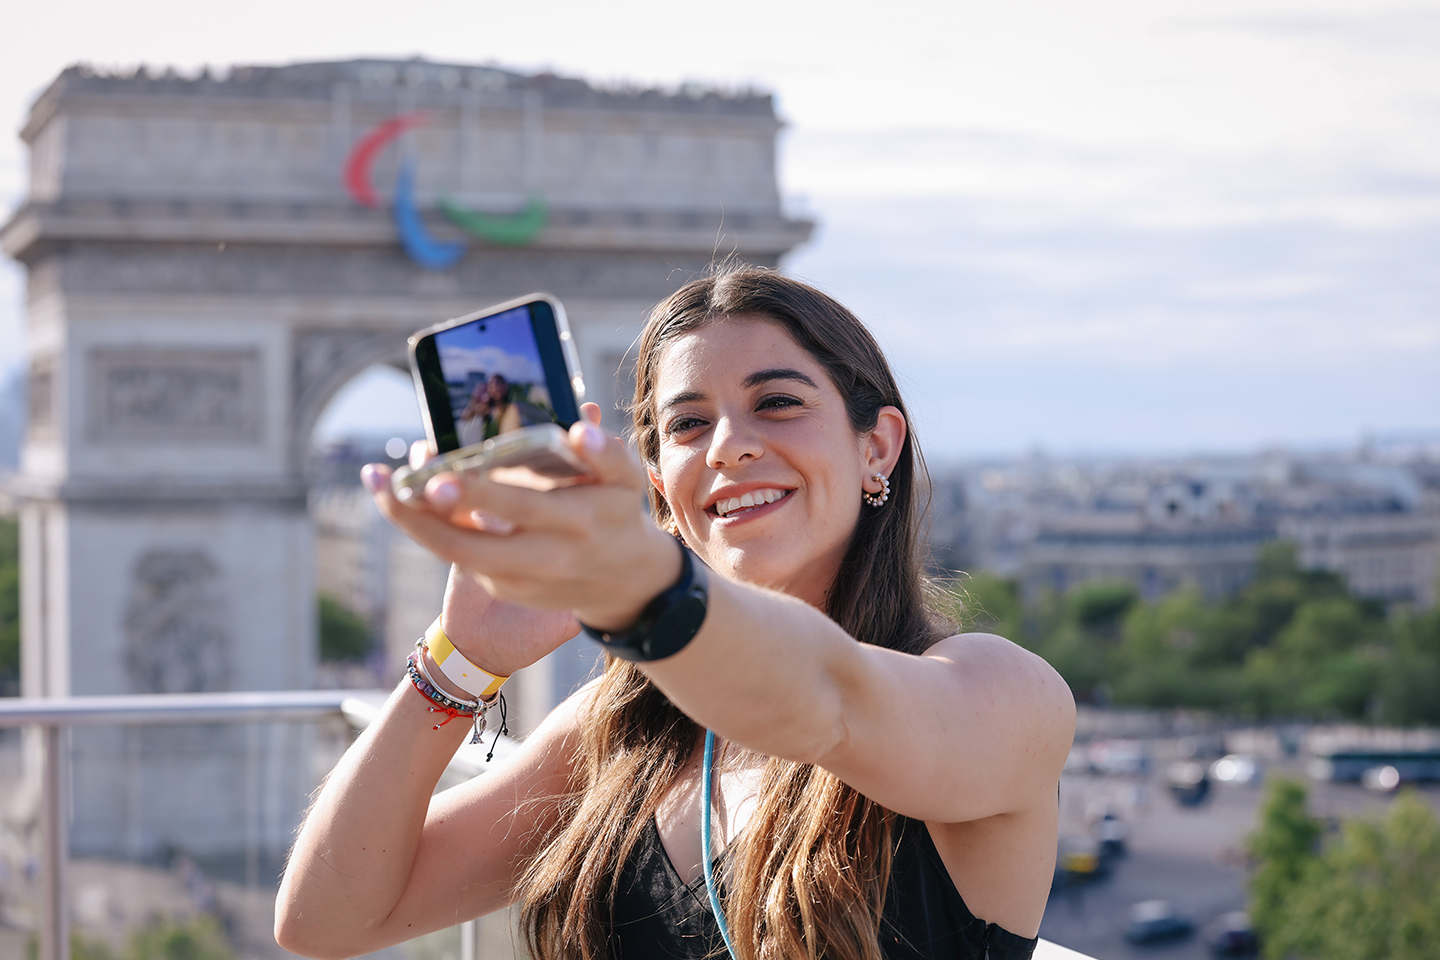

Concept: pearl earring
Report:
left=863, top=473, right=890, bottom=508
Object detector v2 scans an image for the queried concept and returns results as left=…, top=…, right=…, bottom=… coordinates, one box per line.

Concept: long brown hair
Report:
left=518, top=266, right=951, bottom=960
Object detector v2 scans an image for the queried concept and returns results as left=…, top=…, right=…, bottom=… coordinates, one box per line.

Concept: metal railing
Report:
left=0, top=692, right=1089, bottom=960
left=0, top=689, right=520, bottom=960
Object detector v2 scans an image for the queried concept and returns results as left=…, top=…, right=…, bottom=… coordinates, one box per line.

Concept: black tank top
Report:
left=610, top=815, right=1038, bottom=960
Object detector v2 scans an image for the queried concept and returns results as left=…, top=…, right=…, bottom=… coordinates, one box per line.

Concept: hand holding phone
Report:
left=391, top=293, right=592, bottom=501
left=393, top=424, right=589, bottom=503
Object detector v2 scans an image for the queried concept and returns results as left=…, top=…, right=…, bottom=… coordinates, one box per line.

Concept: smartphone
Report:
left=392, top=293, right=590, bottom=502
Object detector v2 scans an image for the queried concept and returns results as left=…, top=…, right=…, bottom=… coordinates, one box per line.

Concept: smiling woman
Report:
left=275, top=265, right=1075, bottom=960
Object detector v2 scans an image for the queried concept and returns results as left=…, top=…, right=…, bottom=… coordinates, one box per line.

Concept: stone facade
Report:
left=1, top=58, right=811, bottom=859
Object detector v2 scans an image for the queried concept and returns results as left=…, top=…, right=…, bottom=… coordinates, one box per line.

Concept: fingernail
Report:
left=472, top=511, right=515, bottom=535
left=360, top=464, right=384, bottom=493
left=582, top=423, right=607, bottom=453
left=427, top=477, right=460, bottom=506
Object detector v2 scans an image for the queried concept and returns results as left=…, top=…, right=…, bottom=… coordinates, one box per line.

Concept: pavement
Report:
left=1040, top=749, right=1440, bottom=960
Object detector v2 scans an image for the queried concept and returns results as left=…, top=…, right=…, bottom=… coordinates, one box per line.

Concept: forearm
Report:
left=276, top=680, right=469, bottom=957
left=634, top=582, right=1074, bottom=822
left=634, top=574, right=868, bottom=764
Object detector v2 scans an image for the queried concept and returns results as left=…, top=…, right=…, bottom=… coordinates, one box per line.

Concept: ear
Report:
left=862, top=406, right=907, bottom=491
left=646, top=464, right=667, bottom=499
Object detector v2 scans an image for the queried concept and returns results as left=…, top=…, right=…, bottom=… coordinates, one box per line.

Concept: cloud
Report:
left=438, top=344, right=543, bottom=386
left=784, top=127, right=1440, bottom=231
left=785, top=192, right=1440, bottom=456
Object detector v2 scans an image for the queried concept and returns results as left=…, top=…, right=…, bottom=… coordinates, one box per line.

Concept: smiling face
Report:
left=649, top=317, right=899, bottom=606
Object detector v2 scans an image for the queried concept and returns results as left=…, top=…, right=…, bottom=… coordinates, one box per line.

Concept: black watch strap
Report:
left=579, top=543, right=709, bottom=661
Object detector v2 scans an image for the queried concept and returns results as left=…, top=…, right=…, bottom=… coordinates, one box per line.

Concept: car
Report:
left=1167, top=761, right=1212, bottom=807
left=1124, top=900, right=1195, bottom=944
left=1091, top=811, right=1129, bottom=859
left=1205, top=911, right=1259, bottom=956
left=1362, top=764, right=1402, bottom=792
left=1209, top=754, right=1262, bottom=786
left=1088, top=738, right=1150, bottom=776
left=1058, top=836, right=1109, bottom=882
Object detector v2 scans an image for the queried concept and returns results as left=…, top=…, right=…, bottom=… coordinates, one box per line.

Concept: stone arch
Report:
left=1, top=57, right=809, bottom=862
left=290, top=328, right=411, bottom=468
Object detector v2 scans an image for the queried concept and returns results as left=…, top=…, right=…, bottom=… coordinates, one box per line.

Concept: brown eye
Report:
left=665, top=415, right=706, bottom=436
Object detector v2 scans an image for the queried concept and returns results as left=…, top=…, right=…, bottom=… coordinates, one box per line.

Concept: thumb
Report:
left=568, top=420, right=643, bottom=488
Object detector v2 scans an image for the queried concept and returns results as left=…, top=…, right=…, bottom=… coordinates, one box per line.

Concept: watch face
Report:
left=580, top=547, right=709, bottom=662
left=643, top=594, right=709, bottom=661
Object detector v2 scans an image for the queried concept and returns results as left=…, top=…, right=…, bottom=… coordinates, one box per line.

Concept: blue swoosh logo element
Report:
left=393, top=159, right=469, bottom=270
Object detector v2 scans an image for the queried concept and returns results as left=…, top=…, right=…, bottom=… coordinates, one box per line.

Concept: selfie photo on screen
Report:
left=433, top=304, right=557, bottom=448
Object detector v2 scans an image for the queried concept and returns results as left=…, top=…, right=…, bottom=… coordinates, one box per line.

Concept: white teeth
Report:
left=714, top=488, right=787, bottom=517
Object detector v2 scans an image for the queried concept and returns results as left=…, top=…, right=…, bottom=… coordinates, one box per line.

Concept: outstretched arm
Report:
left=275, top=560, right=589, bottom=960
left=276, top=676, right=588, bottom=959
left=366, top=415, right=1074, bottom=828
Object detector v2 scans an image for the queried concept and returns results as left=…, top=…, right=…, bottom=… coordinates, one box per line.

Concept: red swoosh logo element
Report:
left=343, top=111, right=427, bottom=208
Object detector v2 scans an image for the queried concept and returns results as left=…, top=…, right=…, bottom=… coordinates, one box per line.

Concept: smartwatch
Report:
left=579, top=542, right=709, bottom=661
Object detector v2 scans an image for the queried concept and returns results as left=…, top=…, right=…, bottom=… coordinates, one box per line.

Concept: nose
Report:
left=706, top=414, right=763, bottom=468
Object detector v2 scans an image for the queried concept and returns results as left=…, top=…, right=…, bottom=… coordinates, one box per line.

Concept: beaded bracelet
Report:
left=405, top=646, right=510, bottom=760
left=406, top=649, right=500, bottom=748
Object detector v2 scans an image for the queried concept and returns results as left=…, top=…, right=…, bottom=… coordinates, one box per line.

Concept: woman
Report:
left=457, top=379, right=493, bottom=447
left=276, top=267, right=1075, bottom=960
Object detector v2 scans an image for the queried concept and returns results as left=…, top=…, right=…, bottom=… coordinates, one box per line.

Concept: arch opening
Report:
left=307, top=363, right=438, bottom=689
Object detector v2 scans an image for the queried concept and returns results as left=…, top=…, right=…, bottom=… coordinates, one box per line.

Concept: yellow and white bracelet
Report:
left=420, top=617, right=509, bottom=701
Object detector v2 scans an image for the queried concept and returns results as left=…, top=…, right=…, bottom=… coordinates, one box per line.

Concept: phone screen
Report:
left=413, top=299, right=581, bottom=453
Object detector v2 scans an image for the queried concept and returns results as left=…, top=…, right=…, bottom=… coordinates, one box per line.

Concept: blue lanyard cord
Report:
left=702, top=728, right=741, bottom=960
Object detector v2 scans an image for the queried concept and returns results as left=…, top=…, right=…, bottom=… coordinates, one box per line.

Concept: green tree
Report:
left=1264, top=791, right=1440, bottom=960
left=997, top=536, right=1436, bottom=718
left=125, top=916, right=234, bottom=960
left=1111, top=589, right=1220, bottom=708
left=26, top=931, right=117, bottom=960
left=318, top=593, right=371, bottom=662
left=1376, top=608, right=1440, bottom=726
left=1276, top=597, right=1382, bottom=719
left=1068, top=580, right=1138, bottom=639
left=1277, top=597, right=1372, bottom=661
left=1247, top=776, right=1321, bottom=953
left=953, top=572, right=1024, bottom=643
left=0, top=515, right=18, bottom=694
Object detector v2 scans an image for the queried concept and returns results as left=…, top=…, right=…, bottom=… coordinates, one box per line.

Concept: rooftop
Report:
left=22, top=57, right=777, bottom=141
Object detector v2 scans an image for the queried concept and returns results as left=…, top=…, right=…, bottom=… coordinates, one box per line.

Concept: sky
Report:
left=434, top=306, right=546, bottom=387
left=3, top=0, right=1439, bottom=460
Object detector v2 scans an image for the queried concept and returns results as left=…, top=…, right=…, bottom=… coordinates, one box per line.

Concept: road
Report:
left=1039, top=751, right=1440, bottom=960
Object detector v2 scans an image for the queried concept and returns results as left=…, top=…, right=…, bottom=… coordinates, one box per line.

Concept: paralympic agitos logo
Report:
left=343, top=111, right=547, bottom=270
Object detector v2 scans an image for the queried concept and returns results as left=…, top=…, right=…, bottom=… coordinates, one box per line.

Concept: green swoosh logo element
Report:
left=439, top=194, right=548, bottom=246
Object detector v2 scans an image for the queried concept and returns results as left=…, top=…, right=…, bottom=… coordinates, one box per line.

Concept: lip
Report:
left=704, top=482, right=795, bottom=520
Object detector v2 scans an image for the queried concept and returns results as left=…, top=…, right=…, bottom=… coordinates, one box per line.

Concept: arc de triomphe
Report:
left=1, top=58, right=809, bottom=857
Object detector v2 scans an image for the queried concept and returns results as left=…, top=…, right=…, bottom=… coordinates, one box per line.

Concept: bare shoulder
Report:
left=926, top=633, right=1075, bottom=715
left=826, top=630, right=1074, bottom=826
left=915, top=635, right=1073, bottom=936
left=924, top=632, right=1077, bottom=797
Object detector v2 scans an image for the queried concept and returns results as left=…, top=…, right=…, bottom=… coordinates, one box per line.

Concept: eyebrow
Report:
left=658, top=368, right=821, bottom=413
left=743, top=368, right=820, bottom=391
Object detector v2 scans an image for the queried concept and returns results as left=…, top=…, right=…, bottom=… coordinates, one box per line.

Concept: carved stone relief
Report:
left=28, top=355, right=55, bottom=438
left=58, top=242, right=729, bottom=300
left=123, top=548, right=233, bottom=693
left=293, top=329, right=405, bottom=412
left=88, top=347, right=261, bottom=442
